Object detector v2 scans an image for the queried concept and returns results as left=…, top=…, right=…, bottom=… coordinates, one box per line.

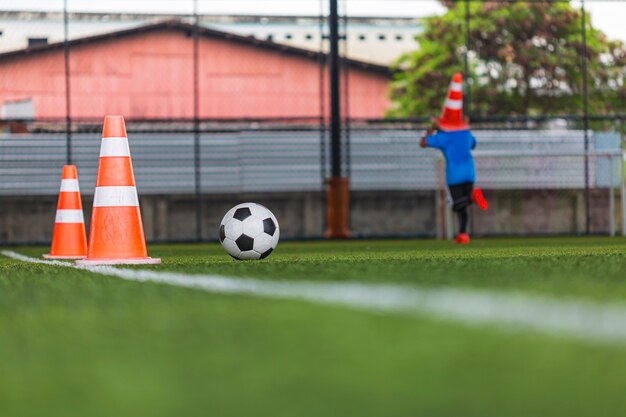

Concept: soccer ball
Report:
left=219, top=203, right=280, bottom=260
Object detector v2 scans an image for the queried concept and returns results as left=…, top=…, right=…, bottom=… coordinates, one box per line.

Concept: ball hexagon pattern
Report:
left=219, top=203, right=280, bottom=260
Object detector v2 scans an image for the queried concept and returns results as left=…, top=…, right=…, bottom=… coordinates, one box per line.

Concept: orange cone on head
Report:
left=437, top=72, right=469, bottom=132
left=44, top=165, right=87, bottom=259
left=76, top=115, right=160, bottom=266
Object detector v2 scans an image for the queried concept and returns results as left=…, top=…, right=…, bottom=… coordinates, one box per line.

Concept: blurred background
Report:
left=0, top=0, right=625, bottom=243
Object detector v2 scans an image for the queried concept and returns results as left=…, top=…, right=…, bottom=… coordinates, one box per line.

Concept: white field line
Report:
left=3, top=250, right=626, bottom=345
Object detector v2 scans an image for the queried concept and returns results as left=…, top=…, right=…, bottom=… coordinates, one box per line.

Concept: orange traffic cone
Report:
left=44, top=165, right=88, bottom=259
left=76, top=115, right=160, bottom=266
left=437, top=72, right=469, bottom=132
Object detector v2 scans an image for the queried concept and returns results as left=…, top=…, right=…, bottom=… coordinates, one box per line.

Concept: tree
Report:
left=388, top=1, right=626, bottom=119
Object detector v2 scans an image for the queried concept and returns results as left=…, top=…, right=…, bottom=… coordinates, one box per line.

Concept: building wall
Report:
left=0, top=189, right=617, bottom=245
left=0, top=29, right=391, bottom=119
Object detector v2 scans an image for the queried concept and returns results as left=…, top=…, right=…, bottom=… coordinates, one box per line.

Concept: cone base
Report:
left=43, top=254, right=86, bottom=260
left=76, top=257, right=161, bottom=266
left=437, top=121, right=469, bottom=132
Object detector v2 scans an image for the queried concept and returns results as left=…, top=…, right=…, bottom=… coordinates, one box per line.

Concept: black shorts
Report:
left=449, top=182, right=474, bottom=211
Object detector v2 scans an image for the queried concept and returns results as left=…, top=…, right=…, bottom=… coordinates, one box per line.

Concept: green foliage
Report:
left=389, top=1, right=626, bottom=118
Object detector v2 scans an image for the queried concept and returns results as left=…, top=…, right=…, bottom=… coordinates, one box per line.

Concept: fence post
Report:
left=435, top=158, right=444, bottom=240
left=63, top=0, right=72, bottom=165
left=610, top=154, right=615, bottom=236
left=324, top=0, right=351, bottom=239
left=581, top=1, right=591, bottom=235
left=193, top=0, right=202, bottom=242
left=436, top=157, right=452, bottom=240
left=464, top=0, right=471, bottom=115
left=318, top=3, right=327, bottom=235
left=621, top=151, right=626, bottom=236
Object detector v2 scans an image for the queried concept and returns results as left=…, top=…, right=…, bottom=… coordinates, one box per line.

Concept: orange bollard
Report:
left=324, top=176, right=351, bottom=239
left=44, top=165, right=88, bottom=259
left=76, top=115, right=160, bottom=266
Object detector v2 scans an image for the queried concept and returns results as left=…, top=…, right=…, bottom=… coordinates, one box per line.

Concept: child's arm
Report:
left=420, top=120, right=439, bottom=148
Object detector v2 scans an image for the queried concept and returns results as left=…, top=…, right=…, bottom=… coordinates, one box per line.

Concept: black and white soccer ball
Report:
left=219, top=203, right=280, bottom=260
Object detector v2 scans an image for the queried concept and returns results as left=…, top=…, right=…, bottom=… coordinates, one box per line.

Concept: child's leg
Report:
left=449, top=182, right=472, bottom=237
left=457, top=207, right=469, bottom=234
left=471, top=184, right=488, bottom=211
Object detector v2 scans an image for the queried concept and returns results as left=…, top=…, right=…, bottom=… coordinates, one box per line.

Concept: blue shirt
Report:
left=426, top=130, right=477, bottom=186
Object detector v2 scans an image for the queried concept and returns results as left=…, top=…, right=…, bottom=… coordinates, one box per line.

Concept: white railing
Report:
left=0, top=129, right=620, bottom=195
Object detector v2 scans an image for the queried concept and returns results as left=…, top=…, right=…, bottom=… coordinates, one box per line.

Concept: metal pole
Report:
left=318, top=0, right=327, bottom=233
left=193, top=0, right=202, bottom=241
left=436, top=157, right=454, bottom=241
left=323, top=0, right=350, bottom=239
left=435, top=158, right=444, bottom=240
left=464, top=0, right=471, bottom=115
left=581, top=1, right=591, bottom=235
left=341, top=1, right=351, bottom=181
left=341, top=1, right=352, bottom=232
left=619, top=81, right=626, bottom=145
left=329, top=0, right=341, bottom=178
left=621, top=150, right=626, bottom=237
left=610, top=155, right=615, bottom=236
left=63, top=0, right=72, bottom=165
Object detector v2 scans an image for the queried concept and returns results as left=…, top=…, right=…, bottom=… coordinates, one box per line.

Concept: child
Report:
left=420, top=73, right=487, bottom=244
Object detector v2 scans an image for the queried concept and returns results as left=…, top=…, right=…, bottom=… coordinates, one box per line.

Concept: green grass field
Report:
left=2, top=237, right=626, bottom=417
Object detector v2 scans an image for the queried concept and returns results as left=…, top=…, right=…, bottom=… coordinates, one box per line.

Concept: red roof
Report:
left=0, top=19, right=392, bottom=120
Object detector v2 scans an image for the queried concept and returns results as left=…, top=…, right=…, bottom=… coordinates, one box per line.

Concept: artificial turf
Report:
left=1, top=237, right=626, bottom=416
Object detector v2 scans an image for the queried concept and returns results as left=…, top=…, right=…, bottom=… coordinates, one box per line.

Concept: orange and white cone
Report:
left=44, top=165, right=88, bottom=259
left=437, top=72, right=469, bottom=132
left=76, top=115, right=160, bottom=266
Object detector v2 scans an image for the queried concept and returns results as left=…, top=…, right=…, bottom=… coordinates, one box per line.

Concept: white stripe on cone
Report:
left=60, top=179, right=80, bottom=192
left=55, top=209, right=84, bottom=224
left=450, top=81, right=463, bottom=92
left=445, top=98, right=463, bottom=110
left=93, top=186, right=139, bottom=207
left=99, top=136, right=131, bottom=157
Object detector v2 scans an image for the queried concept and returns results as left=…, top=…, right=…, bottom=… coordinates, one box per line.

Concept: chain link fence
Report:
left=1, top=1, right=625, bottom=243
